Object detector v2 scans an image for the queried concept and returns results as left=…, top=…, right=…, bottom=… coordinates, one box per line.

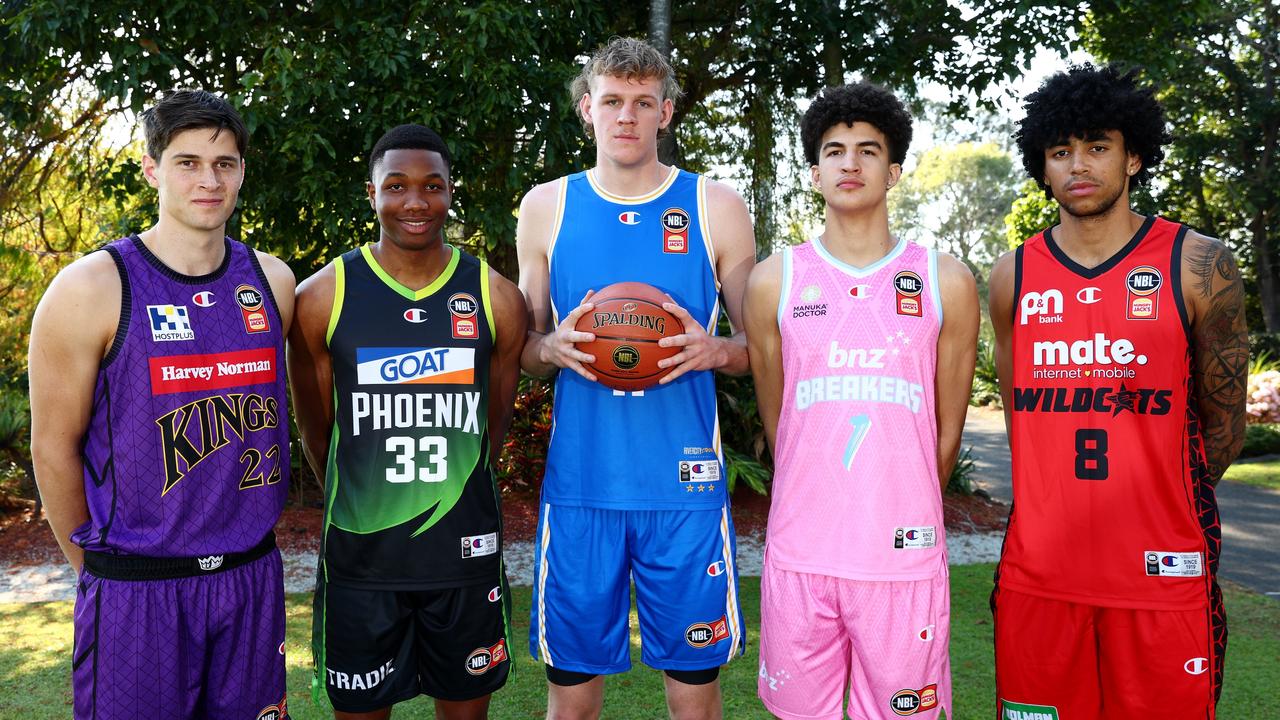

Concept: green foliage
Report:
left=1250, top=351, right=1278, bottom=376
left=494, top=376, right=553, bottom=493
left=891, top=142, right=1019, bottom=284
left=946, top=446, right=977, bottom=496
left=1081, top=1, right=1280, bottom=332
left=1249, top=333, right=1280, bottom=368
left=971, top=337, right=1002, bottom=408
left=1241, top=424, right=1280, bottom=459
left=1003, top=179, right=1060, bottom=249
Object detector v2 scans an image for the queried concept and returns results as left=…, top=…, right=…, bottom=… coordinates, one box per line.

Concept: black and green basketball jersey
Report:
left=322, top=244, right=500, bottom=589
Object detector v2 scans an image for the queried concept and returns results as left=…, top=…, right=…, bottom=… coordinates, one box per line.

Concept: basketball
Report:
left=574, top=281, right=682, bottom=391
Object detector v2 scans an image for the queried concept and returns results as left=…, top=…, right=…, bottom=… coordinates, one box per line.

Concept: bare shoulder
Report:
left=292, top=261, right=337, bottom=338
left=1181, top=229, right=1239, bottom=292
left=748, top=250, right=785, bottom=288
left=32, top=250, right=121, bottom=356
left=703, top=178, right=748, bottom=209
left=254, top=250, right=296, bottom=290
left=487, top=265, right=526, bottom=312
left=517, top=180, right=563, bottom=227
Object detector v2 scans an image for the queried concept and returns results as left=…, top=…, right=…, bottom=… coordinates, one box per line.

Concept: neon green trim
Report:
left=325, top=257, right=345, bottom=347
left=360, top=243, right=459, bottom=300
left=480, top=261, right=496, bottom=341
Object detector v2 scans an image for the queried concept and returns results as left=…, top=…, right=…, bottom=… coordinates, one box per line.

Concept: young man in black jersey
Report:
left=289, top=124, right=527, bottom=719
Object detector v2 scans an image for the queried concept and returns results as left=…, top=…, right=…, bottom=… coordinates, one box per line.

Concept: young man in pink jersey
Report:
left=743, top=83, right=978, bottom=719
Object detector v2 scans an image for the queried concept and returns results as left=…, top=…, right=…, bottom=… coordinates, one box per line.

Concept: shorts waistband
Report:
left=83, top=532, right=276, bottom=581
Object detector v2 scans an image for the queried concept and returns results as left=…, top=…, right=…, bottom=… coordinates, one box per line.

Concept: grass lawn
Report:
left=2, top=565, right=1276, bottom=718
left=1224, top=458, right=1280, bottom=492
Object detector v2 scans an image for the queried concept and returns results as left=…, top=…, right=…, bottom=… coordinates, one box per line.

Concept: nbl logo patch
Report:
left=449, top=292, right=479, bottom=339
left=684, top=616, right=730, bottom=648
left=465, top=639, right=507, bottom=675
left=148, top=304, right=195, bottom=342
left=662, top=207, right=690, bottom=253
left=1126, top=266, right=1162, bottom=320
left=235, top=284, right=270, bottom=334
left=890, top=684, right=937, bottom=715
left=893, top=270, right=923, bottom=317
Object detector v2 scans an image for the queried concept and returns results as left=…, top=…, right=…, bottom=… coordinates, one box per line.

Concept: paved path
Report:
left=962, top=409, right=1280, bottom=597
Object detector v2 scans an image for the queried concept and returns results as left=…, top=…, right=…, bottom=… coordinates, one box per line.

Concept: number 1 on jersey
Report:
left=1075, top=428, right=1108, bottom=480
left=386, top=436, right=448, bottom=483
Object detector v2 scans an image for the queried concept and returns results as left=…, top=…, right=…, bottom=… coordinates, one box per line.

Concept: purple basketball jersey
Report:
left=71, top=235, right=289, bottom=557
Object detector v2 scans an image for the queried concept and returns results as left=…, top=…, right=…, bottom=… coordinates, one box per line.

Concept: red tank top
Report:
left=998, top=216, right=1219, bottom=611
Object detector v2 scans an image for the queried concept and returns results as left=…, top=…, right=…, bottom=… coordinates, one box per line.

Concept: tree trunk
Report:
left=822, top=0, right=843, bottom=86
left=746, top=84, right=776, bottom=255
left=650, top=0, right=679, bottom=166
left=1252, top=210, right=1280, bottom=331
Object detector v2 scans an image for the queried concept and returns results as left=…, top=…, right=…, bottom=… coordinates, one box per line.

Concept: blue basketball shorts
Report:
left=529, top=502, right=745, bottom=674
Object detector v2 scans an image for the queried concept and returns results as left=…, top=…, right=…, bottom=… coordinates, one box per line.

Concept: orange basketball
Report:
left=574, top=282, right=682, bottom=391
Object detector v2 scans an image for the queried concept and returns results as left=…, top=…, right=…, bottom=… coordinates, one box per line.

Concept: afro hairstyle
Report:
left=1015, top=63, right=1171, bottom=199
left=800, top=82, right=913, bottom=167
left=369, top=124, right=452, bottom=180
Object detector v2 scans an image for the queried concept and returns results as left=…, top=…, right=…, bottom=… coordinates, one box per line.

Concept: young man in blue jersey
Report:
left=289, top=124, right=528, bottom=719
left=30, top=89, right=296, bottom=719
left=516, top=37, right=757, bottom=719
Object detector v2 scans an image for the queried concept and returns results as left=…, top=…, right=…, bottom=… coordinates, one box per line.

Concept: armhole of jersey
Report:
left=244, top=245, right=284, bottom=326
left=696, top=175, right=722, bottom=293
left=776, top=245, right=794, bottom=329
left=544, top=177, right=569, bottom=278
left=101, top=246, right=131, bottom=369
left=325, top=256, right=346, bottom=348
left=1012, top=244, right=1025, bottom=326
left=480, top=260, right=497, bottom=342
left=1170, top=224, right=1193, bottom=342
left=928, top=247, right=943, bottom=326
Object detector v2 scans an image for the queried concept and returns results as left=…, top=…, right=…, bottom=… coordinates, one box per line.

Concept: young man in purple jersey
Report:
left=30, top=89, right=296, bottom=719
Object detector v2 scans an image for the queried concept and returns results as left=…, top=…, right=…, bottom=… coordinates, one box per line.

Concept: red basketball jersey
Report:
left=998, top=216, right=1220, bottom=611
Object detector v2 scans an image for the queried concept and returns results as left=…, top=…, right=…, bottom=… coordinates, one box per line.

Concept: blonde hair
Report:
left=571, top=37, right=682, bottom=138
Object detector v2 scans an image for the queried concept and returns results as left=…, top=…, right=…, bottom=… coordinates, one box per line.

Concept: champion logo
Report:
left=192, top=291, right=216, bottom=307
left=707, top=561, right=725, bottom=577
left=404, top=308, right=428, bottom=323
left=849, top=285, right=870, bottom=299
left=1184, top=657, right=1209, bottom=675
left=488, top=586, right=502, bottom=602
left=918, top=625, right=934, bottom=641
left=618, top=211, right=641, bottom=225
left=1076, top=286, right=1102, bottom=304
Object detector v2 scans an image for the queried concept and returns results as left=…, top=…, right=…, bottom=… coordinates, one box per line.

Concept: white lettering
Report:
left=1033, top=333, right=1148, bottom=367
left=351, top=392, right=482, bottom=436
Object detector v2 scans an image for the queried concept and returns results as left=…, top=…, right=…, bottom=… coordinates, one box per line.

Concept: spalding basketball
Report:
left=575, top=282, right=682, bottom=391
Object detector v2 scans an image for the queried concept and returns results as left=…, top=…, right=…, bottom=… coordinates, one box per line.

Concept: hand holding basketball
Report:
left=538, top=291, right=598, bottom=381
left=573, top=282, right=682, bottom=391
left=656, top=301, right=727, bottom=384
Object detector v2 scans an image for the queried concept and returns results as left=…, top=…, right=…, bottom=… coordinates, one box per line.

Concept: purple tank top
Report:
left=71, top=235, right=289, bottom=557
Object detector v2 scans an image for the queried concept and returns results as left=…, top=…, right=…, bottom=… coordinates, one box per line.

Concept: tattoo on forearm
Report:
left=1190, top=239, right=1248, bottom=481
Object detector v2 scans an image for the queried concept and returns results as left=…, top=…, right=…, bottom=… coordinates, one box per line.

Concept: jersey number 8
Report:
left=385, top=436, right=448, bottom=483
left=1075, top=428, right=1108, bottom=481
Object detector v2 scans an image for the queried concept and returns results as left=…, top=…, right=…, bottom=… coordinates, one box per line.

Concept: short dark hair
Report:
left=368, top=124, right=452, bottom=179
left=141, top=89, right=248, bottom=161
left=800, top=82, right=913, bottom=167
left=1015, top=64, right=1171, bottom=199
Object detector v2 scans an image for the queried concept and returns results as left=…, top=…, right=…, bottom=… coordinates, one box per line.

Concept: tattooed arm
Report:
left=1183, top=231, right=1248, bottom=484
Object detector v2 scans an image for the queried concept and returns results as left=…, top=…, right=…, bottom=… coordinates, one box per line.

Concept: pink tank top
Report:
left=768, top=237, right=945, bottom=580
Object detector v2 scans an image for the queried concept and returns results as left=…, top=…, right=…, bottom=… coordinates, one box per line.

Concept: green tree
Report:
left=890, top=142, right=1020, bottom=293
left=1003, top=179, right=1061, bottom=249
left=1082, top=0, right=1280, bottom=331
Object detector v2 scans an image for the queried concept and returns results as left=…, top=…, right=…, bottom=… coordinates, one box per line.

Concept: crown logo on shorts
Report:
left=198, top=555, right=225, bottom=571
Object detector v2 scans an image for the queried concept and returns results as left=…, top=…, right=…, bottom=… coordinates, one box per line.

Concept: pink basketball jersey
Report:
left=768, top=237, right=945, bottom=580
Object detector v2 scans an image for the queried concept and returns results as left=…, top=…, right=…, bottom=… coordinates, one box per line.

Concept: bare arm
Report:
left=658, top=180, right=756, bottom=383
left=515, top=180, right=598, bottom=380
left=744, top=253, right=784, bottom=453
left=287, top=263, right=336, bottom=482
left=255, top=250, right=297, bottom=333
left=934, top=253, right=980, bottom=489
left=29, top=253, right=120, bottom=573
left=988, top=250, right=1018, bottom=448
left=1183, top=232, right=1248, bottom=484
left=486, top=268, right=529, bottom=463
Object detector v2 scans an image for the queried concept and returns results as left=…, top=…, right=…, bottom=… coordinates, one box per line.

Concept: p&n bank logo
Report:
left=1020, top=289, right=1063, bottom=325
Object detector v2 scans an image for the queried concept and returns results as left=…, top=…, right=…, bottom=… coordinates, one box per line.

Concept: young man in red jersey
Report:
left=989, top=64, right=1247, bottom=719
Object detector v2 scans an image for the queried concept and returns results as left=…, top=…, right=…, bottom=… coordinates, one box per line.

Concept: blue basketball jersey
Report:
left=545, top=168, right=724, bottom=509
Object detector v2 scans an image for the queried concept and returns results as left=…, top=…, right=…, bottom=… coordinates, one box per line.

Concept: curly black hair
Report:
left=1016, top=64, right=1171, bottom=199
left=800, top=82, right=913, bottom=167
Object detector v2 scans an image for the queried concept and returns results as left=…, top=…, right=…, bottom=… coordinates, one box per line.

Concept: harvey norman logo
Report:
left=148, top=348, right=277, bottom=395
left=356, top=347, right=475, bottom=385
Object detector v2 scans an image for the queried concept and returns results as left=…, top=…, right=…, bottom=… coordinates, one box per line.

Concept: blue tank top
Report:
left=72, top=235, right=289, bottom=557
left=545, top=168, right=724, bottom=509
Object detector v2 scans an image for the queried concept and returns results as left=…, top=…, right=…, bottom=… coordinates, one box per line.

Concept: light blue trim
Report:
left=812, top=234, right=907, bottom=278
left=777, top=246, right=794, bottom=328
left=929, top=248, right=943, bottom=324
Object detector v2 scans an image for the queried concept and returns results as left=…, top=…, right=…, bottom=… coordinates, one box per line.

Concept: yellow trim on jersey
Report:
left=584, top=165, right=679, bottom=205
left=480, top=260, right=496, bottom=342
left=360, top=243, right=460, bottom=301
left=719, top=506, right=743, bottom=661
left=696, top=175, right=721, bottom=294
left=325, top=256, right=346, bottom=347
left=537, top=503, right=555, bottom=665
left=545, top=177, right=569, bottom=278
